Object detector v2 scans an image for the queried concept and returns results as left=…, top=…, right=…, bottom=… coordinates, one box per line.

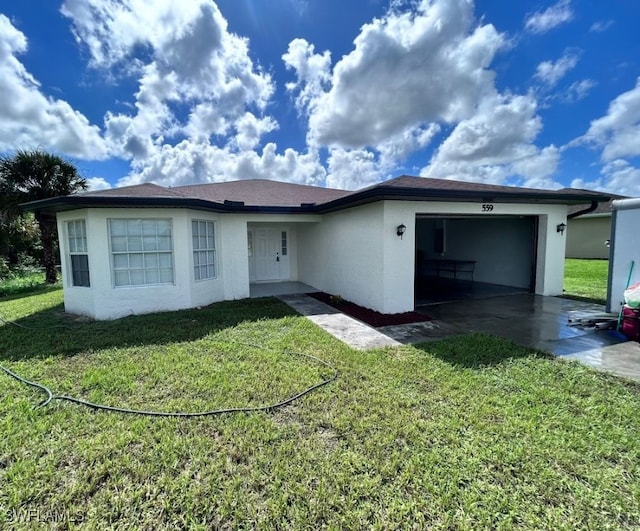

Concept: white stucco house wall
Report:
left=25, top=176, right=611, bottom=320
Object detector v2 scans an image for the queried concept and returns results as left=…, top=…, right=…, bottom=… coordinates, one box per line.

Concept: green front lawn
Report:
left=563, top=258, right=609, bottom=303
left=1, top=289, right=639, bottom=529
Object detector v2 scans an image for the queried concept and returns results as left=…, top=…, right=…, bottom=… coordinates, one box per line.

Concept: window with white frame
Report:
left=67, top=219, right=90, bottom=287
left=109, top=219, right=174, bottom=287
left=192, top=220, right=216, bottom=281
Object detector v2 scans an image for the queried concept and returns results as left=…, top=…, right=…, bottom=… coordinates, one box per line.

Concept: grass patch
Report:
left=1, top=289, right=640, bottom=528
left=563, top=258, right=609, bottom=303
left=0, top=272, right=55, bottom=298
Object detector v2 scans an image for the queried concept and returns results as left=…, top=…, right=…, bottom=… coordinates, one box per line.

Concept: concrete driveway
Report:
left=380, top=294, right=640, bottom=382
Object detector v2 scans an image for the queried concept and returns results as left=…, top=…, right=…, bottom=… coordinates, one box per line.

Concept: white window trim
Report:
left=67, top=219, right=90, bottom=288
left=108, top=218, right=175, bottom=288
left=192, top=219, right=217, bottom=282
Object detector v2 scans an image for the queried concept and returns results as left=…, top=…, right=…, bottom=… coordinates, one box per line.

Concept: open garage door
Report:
left=415, top=215, right=538, bottom=305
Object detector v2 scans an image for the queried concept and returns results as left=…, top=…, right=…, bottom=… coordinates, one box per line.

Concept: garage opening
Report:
left=415, top=215, right=538, bottom=306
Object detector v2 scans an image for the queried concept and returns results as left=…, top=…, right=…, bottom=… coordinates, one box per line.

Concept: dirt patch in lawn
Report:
left=307, top=292, right=433, bottom=328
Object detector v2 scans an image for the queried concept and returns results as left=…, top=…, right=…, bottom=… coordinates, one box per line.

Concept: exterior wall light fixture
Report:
left=396, top=223, right=407, bottom=239
left=556, top=222, right=567, bottom=235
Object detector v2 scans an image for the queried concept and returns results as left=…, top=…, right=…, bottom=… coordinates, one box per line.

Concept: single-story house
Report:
left=607, top=197, right=640, bottom=313
left=566, top=193, right=627, bottom=260
left=25, top=176, right=611, bottom=320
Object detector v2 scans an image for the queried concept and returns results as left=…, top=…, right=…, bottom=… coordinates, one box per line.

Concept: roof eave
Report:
left=22, top=185, right=612, bottom=216
left=20, top=195, right=319, bottom=215
left=315, top=186, right=613, bottom=213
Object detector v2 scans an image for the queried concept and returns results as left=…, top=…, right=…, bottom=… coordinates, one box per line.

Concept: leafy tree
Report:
left=0, top=149, right=87, bottom=283
left=0, top=211, right=42, bottom=275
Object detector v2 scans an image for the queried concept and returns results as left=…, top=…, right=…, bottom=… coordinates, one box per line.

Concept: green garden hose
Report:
left=0, top=316, right=338, bottom=418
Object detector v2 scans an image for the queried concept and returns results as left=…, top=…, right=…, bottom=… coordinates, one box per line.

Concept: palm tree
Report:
left=0, top=149, right=87, bottom=283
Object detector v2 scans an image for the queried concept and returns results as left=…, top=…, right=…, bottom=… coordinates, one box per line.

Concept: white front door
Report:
left=254, top=228, right=281, bottom=281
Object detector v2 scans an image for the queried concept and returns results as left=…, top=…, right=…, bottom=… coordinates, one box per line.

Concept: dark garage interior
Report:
left=415, top=215, right=538, bottom=306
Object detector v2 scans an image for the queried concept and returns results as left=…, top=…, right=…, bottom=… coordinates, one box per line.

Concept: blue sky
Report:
left=1, top=0, right=640, bottom=195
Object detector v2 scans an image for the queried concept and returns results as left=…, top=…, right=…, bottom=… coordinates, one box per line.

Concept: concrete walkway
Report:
left=278, top=294, right=400, bottom=350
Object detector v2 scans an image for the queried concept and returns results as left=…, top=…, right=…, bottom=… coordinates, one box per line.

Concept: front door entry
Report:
left=254, top=228, right=281, bottom=281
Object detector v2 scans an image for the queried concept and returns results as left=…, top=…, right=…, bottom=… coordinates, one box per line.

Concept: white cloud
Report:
left=118, top=140, right=326, bottom=188
left=590, top=20, right=613, bottom=33
left=323, top=123, right=441, bottom=190
left=534, top=51, right=578, bottom=87
left=233, top=113, right=278, bottom=151
left=0, top=15, right=108, bottom=159
left=285, top=0, right=505, bottom=149
left=62, top=0, right=275, bottom=168
left=571, top=160, right=640, bottom=197
left=525, top=0, right=573, bottom=34
left=582, top=78, right=640, bottom=161
left=86, top=177, right=112, bottom=191
left=326, top=149, right=384, bottom=190
left=422, top=93, right=560, bottom=187
left=282, top=38, right=332, bottom=112
left=562, top=79, right=596, bottom=103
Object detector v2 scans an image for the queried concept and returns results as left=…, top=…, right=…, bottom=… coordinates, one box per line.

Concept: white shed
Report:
left=607, top=198, right=640, bottom=313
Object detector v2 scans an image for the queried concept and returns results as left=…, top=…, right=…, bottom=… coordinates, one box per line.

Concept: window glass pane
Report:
left=115, top=271, right=129, bottom=286
left=157, top=236, right=171, bottom=251
left=110, top=220, right=127, bottom=237
left=160, top=269, right=173, bottom=283
left=128, top=236, right=143, bottom=251
left=208, top=235, right=215, bottom=249
left=127, top=219, right=142, bottom=235
left=130, top=270, right=145, bottom=285
left=70, top=255, right=90, bottom=287
left=77, top=237, right=87, bottom=253
left=78, top=271, right=90, bottom=287
left=142, top=220, right=157, bottom=236
left=144, top=254, right=158, bottom=268
left=71, top=254, right=89, bottom=270
left=129, top=253, right=144, bottom=268
left=113, top=254, right=128, bottom=269
left=111, top=236, right=127, bottom=252
left=157, top=220, right=171, bottom=236
left=145, top=270, right=159, bottom=284
left=159, top=253, right=172, bottom=268
left=143, top=236, right=157, bottom=251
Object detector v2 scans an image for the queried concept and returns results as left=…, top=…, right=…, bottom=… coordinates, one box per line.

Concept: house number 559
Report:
left=482, top=204, right=494, bottom=212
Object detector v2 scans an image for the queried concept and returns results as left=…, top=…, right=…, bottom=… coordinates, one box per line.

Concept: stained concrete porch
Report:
left=250, top=281, right=317, bottom=298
